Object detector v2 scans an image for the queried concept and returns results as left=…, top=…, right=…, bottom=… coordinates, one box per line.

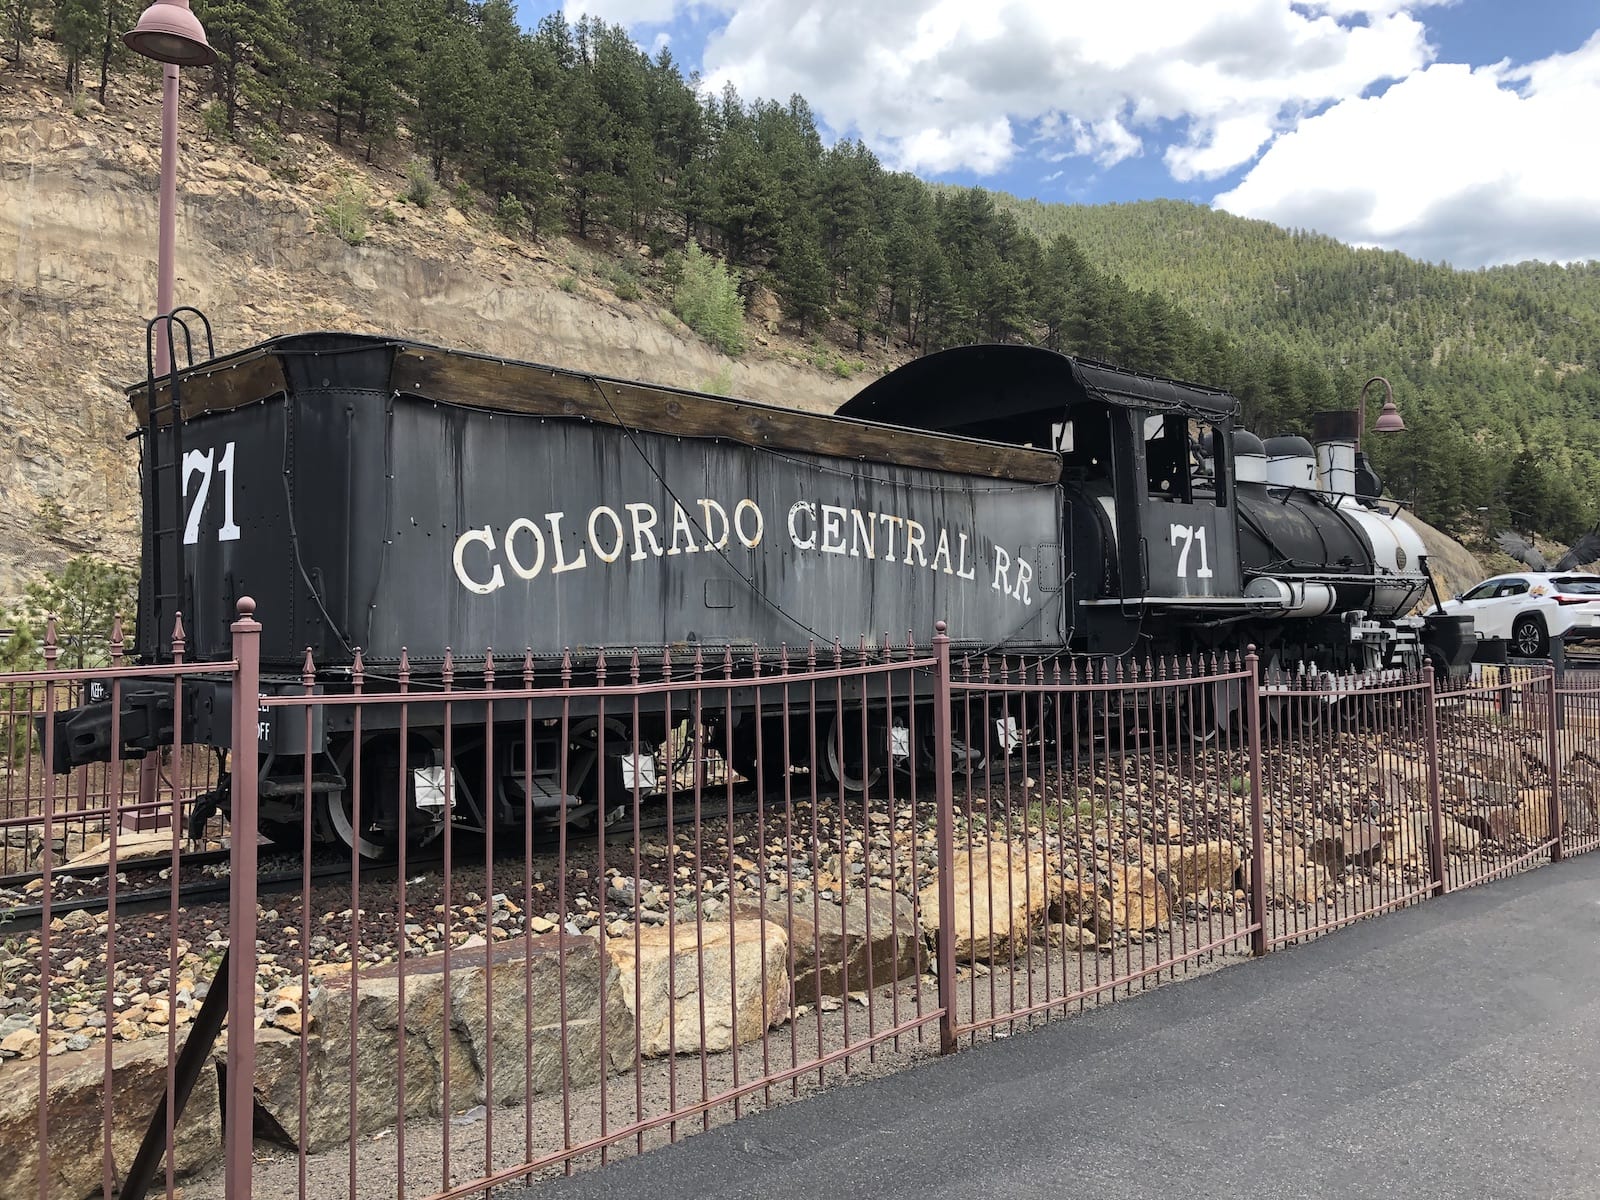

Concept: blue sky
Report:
left=514, top=1, right=1600, bottom=268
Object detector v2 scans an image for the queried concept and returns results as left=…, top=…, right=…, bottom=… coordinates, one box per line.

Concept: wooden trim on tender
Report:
left=129, top=349, right=289, bottom=427
left=392, top=347, right=1062, bottom=485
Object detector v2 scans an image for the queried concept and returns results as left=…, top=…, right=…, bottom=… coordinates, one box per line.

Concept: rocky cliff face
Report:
left=0, top=74, right=864, bottom=603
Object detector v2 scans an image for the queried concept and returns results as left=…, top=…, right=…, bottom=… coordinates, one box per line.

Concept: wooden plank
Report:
left=391, top=347, right=1062, bottom=485
left=128, top=349, right=289, bottom=427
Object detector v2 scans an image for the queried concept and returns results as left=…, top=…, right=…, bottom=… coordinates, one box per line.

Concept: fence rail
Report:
left=0, top=606, right=1592, bottom=1200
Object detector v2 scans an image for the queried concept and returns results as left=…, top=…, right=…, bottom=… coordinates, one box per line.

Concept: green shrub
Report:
left=200, top=100, right=229, bottom=142
left=606, top=263, right=642, bottom=302
left=671, top=241, right=745, bottom=356
left=557, top=275, right=578, bottom=293
left=325, top=179, right=369, bottom=246
left=702, top=366, right=734, bottom=396
left=404, top=160, right=435, bottom=208
left=495, top=193, right=526, bottom=236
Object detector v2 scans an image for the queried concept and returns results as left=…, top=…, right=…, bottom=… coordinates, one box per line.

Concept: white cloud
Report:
left=1214, top=33, right=1600, bottom=266
left=562, top=0, right=693, bottom=25
left=679, top=0, right=1436, bottom=177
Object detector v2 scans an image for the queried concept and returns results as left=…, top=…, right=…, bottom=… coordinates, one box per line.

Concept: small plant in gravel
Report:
left=557, top=275, right=578, bottom=294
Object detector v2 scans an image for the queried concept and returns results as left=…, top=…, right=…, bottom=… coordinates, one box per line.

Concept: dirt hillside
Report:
left=0, top=60, right=880, bottom=602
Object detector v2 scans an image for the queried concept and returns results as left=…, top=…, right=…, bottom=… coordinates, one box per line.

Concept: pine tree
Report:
left=54, top=0, right=100, bottom=93
left=3, top=0, right=37, bottom=65
left=195, top=0, right=296, bottom=135
left=412, top=4, right=484, bottom=179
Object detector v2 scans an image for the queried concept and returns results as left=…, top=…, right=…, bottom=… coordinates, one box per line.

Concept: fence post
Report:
left=225, top=598, right=261, bottom=1200
left=932, top=621, right=959, bottom=1055
left=1422, top=662, right=1448, bottom=896
left=1244, top=646, right=1267, bottom=958
left=1546, top=661, right=1565, bottom=864
left=1551, top=638, right=1567, bottom=732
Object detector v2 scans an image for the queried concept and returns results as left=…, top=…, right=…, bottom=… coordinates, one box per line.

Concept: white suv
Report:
left=1431, top=572, right=1600, bottom=657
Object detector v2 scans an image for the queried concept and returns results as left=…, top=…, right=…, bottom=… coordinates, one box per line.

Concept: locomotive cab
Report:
left=840, top=345, right=1252, bottom=652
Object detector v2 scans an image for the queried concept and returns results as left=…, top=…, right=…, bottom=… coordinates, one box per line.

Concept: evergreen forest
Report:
left=8, top=0, right=1600, bottom=539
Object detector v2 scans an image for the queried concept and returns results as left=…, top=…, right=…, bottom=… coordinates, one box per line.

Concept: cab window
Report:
left=1495, top=579, right=1531, bottom=598
left=1144, top=413, right=1190, bottom=502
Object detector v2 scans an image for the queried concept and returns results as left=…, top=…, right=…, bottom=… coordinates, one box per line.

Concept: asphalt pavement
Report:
left=518, top=852, right=1600, bottom=1200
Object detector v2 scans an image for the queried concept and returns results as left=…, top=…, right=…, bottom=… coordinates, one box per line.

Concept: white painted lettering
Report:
left=819, top=504, right=848, bottom=555
left=505, top=517, right=547, bottom=579
left=878, top=513, right=903, bottom=563
left=905, top=520, right=928, bottom=568
left=698, top=499, right=730, bottom=550
left=453, top=526, right=505, bottom=594
left=850, top=510, right=876, bottom=559
left=667, top=503, right=700, bottom=556
left=1014, top=558, right=1033, bottom=605
left=626, top=502, right=664, bottom=561
left=956, top=531, right=976, bottom=580
left=992, top=546, right=1013, bottom=594
left=587, top=507, right=624, bottom=564
left=930, top=528, right=954, bottom=576
left=734, top=499, right=764, bottom=547
left=787, top=501, right=817, bottom=549
left=547, top=512, right=588, bottom=574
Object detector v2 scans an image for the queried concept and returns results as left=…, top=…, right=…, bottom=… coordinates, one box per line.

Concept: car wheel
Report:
left=1512, top=615, right=1549, bottom=659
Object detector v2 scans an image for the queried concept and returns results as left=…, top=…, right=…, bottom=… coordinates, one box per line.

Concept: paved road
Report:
left=520, top=854, right=1600, bottom=1200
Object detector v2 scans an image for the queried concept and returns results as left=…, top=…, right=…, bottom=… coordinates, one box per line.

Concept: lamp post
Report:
left=1312, top=376, right=1406, bottom=496
left=1357, top=375, right=1406, bottom=453
left=123, top=0, right=215, bottom=377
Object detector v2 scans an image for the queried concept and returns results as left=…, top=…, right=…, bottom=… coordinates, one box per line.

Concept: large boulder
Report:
left=1156, top=840, right=1242, bottom=896
left=1055, top=864, right=1169, bottom=935
left=605, top=919, right=790, bottom=1057
left=0, top=1036, right=221, bottom=1200
left=1398, top=511, right=1484, bottom=608
left=248, top=934, right=632, bottom=1154
left=917, top=843, right=1056, bottom=964
left=1249, top=847, right=1328, bottom=905
left=755, top=891, right=922, bottom=1005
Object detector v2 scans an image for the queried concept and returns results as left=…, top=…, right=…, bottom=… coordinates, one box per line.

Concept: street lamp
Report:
left=123, top=0, right=215, bottom=377
left=1359, top=375, right=1406, bottom=450
left=1312, top=375, right=1406, bottom=496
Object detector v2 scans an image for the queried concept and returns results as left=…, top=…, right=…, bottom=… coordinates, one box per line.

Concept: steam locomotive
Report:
left=51, top=330, right=1472, bottom=855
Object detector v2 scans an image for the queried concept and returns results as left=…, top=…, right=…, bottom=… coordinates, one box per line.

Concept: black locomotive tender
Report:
left=55, top=332, right=1473, bottom=857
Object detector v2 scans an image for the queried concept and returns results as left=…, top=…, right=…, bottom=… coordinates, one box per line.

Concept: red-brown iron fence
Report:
left=1, top=605, right=1594, bottom=1200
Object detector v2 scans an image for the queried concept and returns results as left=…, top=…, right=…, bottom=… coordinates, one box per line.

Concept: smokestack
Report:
left=1312, top=410, right=1360, bottom=495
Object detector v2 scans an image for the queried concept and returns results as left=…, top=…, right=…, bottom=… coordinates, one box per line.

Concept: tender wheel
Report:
left=1512, top=615, right=1549, bottom=659
left=820, top=710, right=886, bottom=793
left=566, top=716, right=633, bottom=828
left=316, top=735, right=444, bottom=862
left=729, top=716, right=791, bottom=792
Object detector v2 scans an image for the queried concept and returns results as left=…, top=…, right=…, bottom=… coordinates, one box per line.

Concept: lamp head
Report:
left=124, top=0, right=215, bottom=67
left=1374, top=398, right=1406, bottom=433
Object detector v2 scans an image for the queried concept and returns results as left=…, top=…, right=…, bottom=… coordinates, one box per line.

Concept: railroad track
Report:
left=0, top=787, right=792, bottom=933
left=0, top=735, right=1219, bottom=934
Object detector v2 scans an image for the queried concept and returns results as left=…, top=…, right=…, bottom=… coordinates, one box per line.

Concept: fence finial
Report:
left=351, top=647, right=366, bottom=690
left=110, top=613, right=125, bottom=664
left=43, top=615, right=58, bottom=668
left=171, top=611, right=186, bottom=663
left=484, top=647, right=496, bottom=688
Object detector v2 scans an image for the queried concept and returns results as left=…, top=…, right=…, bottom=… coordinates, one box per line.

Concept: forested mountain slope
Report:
left=5, top=0, right=1598, bottom=551
left=995, top=197, right=1600, bottom=536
